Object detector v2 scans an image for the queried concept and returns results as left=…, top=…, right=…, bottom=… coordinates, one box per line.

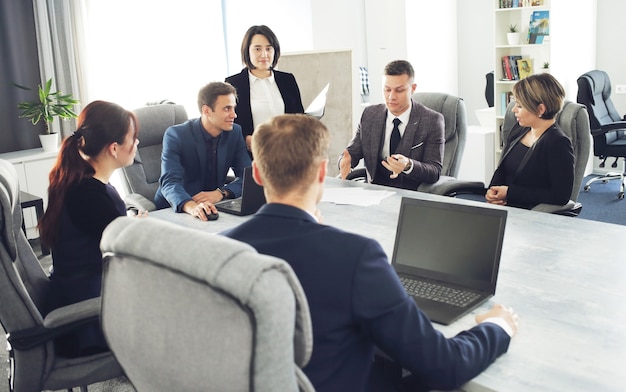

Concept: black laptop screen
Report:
left=392, top=197, right=507, bottom=291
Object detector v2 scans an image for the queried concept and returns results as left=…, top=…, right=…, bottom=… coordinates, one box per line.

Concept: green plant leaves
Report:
left=15, top=78, right=79, bottom=134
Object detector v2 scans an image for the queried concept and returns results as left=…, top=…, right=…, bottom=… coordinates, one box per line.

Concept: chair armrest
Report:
left=531, top=200, right=582, bottom=216
left=591, top=121, right=626, bottom=137
left=601, top=121, right=626, bottom=132
left=418, top=177, right=486, bottom=196
left=124, top=193, right=156, bottom=212
left=7, top=297, right=101, bottom=351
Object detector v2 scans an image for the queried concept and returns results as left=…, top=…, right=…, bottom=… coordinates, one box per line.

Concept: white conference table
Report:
left=151, top=177, right=626, bottom=392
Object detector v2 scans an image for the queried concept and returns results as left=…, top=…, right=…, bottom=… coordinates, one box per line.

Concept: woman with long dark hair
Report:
left=39, top=100, right=142, bottom=357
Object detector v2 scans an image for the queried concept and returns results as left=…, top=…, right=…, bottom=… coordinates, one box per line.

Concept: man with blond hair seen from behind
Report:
left=222, top=114, right=518, bottom=392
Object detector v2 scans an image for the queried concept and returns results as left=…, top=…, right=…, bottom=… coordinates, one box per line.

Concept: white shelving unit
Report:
left=493, top=0, right=597, bottom=165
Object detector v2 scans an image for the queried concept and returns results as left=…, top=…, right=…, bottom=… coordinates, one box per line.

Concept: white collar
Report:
left=248, top=70, right=276, bottom=84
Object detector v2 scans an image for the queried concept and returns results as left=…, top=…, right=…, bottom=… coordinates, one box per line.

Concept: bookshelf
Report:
left=493, top=0, right=596, bottom=164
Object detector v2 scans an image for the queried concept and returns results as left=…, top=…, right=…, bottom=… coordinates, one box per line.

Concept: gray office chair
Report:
left=577, top=70, right=626, bottom=200
left=0, top=159, right=123, bottom=392
left=100, top=217, right=314, bottom=392
left=119, top=103, right=188, bottom=211
left=346, top=92, right=481, bottom=195
left=447, top=100, right=591, bottom=216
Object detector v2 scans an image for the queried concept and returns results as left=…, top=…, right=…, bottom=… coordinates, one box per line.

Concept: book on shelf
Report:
left=499, top=0, right=542, bottom=8
left=528, top=10, right=549, bottom=44
left=501, top=56, right=513, bottom=81
left=500, top=91, right=514, bottom=116
left=509, top=55, right=522, bottom=80
left=517, top=58, right=533, bottom=79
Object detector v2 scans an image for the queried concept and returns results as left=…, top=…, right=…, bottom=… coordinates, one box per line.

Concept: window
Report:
left=84, top=1, right=226, bottom=116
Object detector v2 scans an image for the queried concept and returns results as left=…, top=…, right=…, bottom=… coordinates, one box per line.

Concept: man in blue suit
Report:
left=154, top=82, right=251, bottom=219
left=222, top=114, right=518, bottom=391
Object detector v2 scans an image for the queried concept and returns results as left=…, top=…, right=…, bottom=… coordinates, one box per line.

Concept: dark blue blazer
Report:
left=226, top=68, right=304, bottom=138
left=222, top=203, right=510, bottom=392
left=154, top=118, right=251, bottom=211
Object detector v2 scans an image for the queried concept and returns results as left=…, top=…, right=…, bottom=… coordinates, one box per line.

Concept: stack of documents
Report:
left=321, top=187, right=395, bottom=207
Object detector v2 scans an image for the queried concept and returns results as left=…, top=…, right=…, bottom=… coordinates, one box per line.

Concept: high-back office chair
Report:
left=576, top=70, right=626, bottom=200
left=0, top=159, right=123, bottom=392
left=446, top=100, right=591, bottom=216
left=119, top=104, right=188, bottom=211
left=346, top=92, right=478, bottom=195
left=100, top=217, right=314, bottom=392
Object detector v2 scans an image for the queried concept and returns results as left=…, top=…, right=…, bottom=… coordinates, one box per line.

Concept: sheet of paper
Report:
left=321, top=187, right=395, bottom=206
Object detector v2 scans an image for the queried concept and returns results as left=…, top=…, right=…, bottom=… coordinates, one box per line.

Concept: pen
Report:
left=411, top=142, right=424, bottom=150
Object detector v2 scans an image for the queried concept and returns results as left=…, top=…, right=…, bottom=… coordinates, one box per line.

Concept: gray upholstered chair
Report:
left=0, top=159, right=123, bottom=392
left=119, top=104, right=188, bottom=212
left=346, top=92, right=480, bottom=195
left=100, top=217, right=314, bottom=392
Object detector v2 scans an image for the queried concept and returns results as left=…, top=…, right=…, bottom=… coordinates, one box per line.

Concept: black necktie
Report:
left=390, top=118, right=401, bottom=154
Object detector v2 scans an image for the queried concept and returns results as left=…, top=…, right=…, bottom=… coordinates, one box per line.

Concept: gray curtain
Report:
left=0, top=0, right=45, bottom=153
left=33, top=0, right=88, bottom=137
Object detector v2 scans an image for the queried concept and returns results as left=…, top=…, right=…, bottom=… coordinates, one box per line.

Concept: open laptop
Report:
left=391, top=197, right=508, bottom=325
left=304, top=83, right=330, bottom=119
left=214, top=166, right=266, bottom=216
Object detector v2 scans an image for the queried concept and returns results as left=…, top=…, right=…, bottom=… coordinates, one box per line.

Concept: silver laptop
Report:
left=304, top=83, right=330, bottom=119
left=391, top=197, right=507, bottom=325
left=215, top=166, right=266, bottom=216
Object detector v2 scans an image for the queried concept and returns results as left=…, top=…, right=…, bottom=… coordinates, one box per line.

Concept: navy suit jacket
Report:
left=222, top=203, right=510, bottom=392
left=490, top=123, right=574, bottom=209
left=345, top=99, right=445, bottom=190
left=226, top=68, right=304, bottom=138
left=154, top=118, right=251, bottom=211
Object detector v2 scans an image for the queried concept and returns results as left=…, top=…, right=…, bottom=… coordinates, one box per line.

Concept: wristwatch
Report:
left=217, top=187, right=230, bottom=199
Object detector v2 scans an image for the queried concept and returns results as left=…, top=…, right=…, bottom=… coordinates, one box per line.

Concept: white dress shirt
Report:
left=249, top=71, right=285, bottom=130
left=381, top=103, right=412, bottom=159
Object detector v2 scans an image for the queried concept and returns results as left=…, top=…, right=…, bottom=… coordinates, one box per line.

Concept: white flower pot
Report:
left=39, top=133, right=59, bottom=152
left=506, top=32, right=520, bottom=45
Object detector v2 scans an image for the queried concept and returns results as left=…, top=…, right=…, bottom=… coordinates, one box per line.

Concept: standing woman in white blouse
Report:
left=226, top=25, right=304, bottom=157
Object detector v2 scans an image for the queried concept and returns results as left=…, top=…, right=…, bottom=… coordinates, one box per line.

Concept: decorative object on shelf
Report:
left=14, top=78, right=79, bottom=152
left=517, top=58, right=533, bottom=79
left=528, top=10, right=549, bottom=44
left=507, top=24, right=521, bottom=45
left=539, top=61, right=550, bottom=73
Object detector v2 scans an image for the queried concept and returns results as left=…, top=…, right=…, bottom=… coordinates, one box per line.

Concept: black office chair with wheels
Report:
left=577, top=70, right=626, bottom=200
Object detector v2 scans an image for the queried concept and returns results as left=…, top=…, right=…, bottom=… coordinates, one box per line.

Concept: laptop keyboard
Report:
left=217, top=198, right=242, bottom=209
left=399, top=276, right=480, bottom=308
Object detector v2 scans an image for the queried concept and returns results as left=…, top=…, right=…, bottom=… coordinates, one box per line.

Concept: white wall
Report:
left=407, top=1, right=458, bottom=97
left=596, top=0, right=626, bottom=114
left=457, top=1, right=494, bottom=126
left=223, top=0, right=313, bottom=75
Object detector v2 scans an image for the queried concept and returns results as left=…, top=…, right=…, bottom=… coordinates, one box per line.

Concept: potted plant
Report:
left=15, top=78, right=79, bottom=152
left=540, top=61, right=550, bottom=73
left=507, top=24, right=520, bottom=45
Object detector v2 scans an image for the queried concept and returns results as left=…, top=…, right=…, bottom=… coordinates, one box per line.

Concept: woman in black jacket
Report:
left=486, top=73, right=574, bottom=209
left=226, top=25, right=304, bottom=156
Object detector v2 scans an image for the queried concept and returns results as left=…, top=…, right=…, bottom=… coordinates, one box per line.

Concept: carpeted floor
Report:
left=576, top=174, right=626, bottom=225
